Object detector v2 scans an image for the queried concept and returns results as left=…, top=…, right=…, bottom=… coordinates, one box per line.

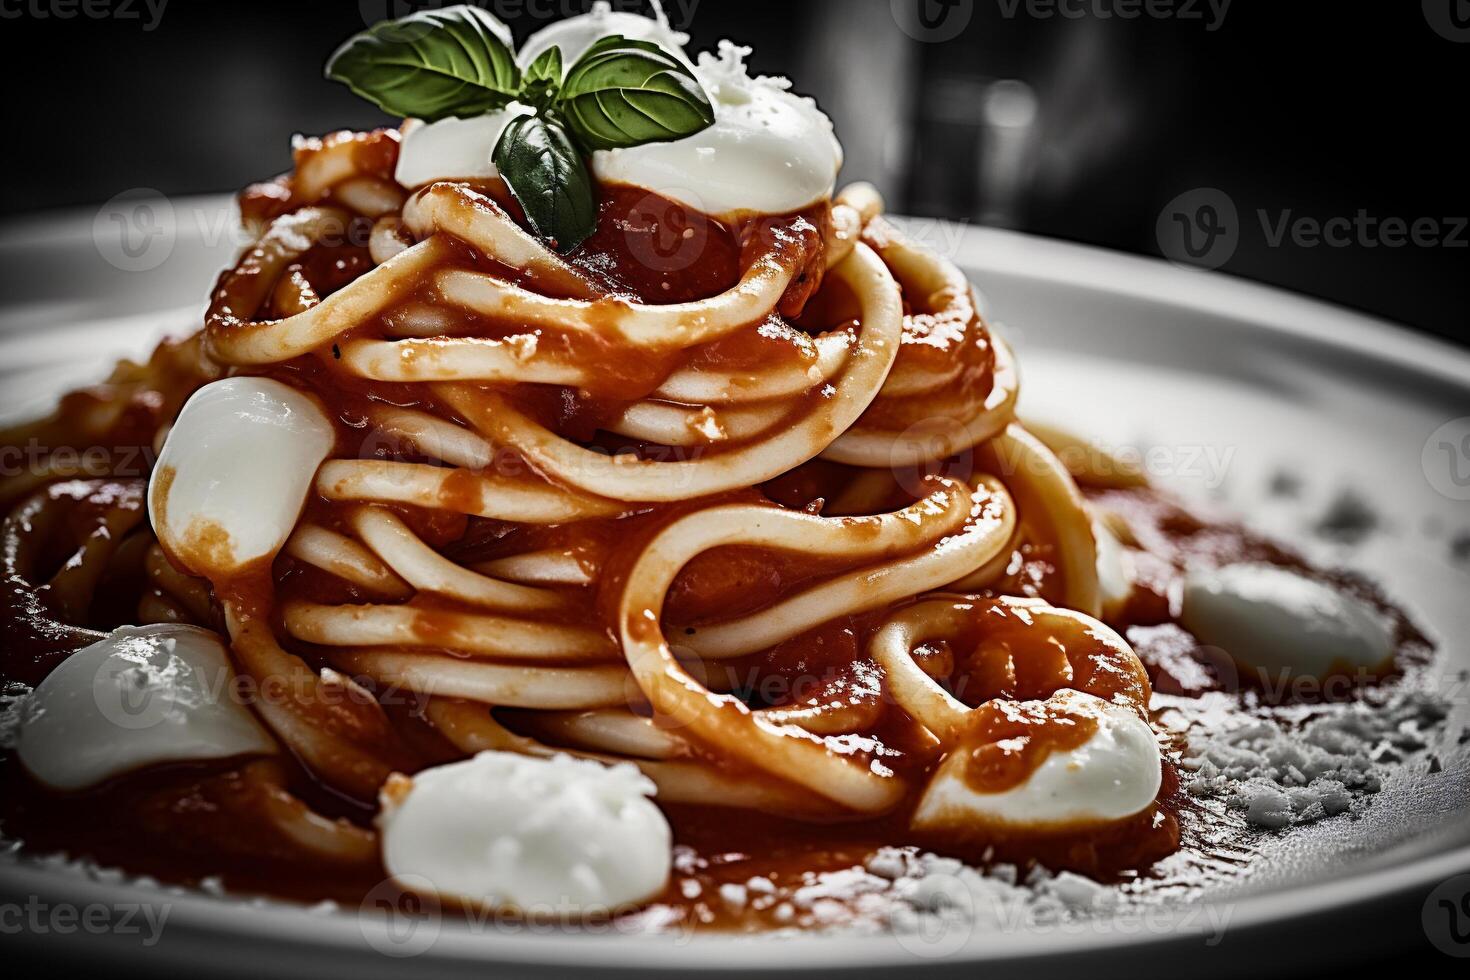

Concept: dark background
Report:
left=0, top=0, right=1465, bottom=344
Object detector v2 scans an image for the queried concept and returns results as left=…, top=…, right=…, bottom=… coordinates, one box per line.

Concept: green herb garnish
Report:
left=326, top=4, right=716, bottom=252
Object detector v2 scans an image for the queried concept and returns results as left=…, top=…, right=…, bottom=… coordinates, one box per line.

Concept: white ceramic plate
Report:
left=2, top=198, right=1468, bottom=977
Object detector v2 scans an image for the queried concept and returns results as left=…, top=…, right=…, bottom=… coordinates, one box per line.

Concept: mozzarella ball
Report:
left=1180, top=563, right=1394, bottom=682
left=17, top=625, right=276, bottom=791
left=378, top=751, right=672, bottom=914
left=149, top=377, right=334, bottom=579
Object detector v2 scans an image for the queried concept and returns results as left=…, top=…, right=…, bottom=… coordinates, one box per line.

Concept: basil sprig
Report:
left=325, top=4, right=717, bottom=253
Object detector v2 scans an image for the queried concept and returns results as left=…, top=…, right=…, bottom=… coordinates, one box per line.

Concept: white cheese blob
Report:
left=378, top=751, right=671, bottom=913
left=591, top=41, right=843, bottom=217
left=149, top=377, right=334, bottom=578
left=1180, top=563, right=1394, bottom=681
left=517, top=1, right=692, bottom=71
left=912, top=690, right=1161, bottom=831
left=16, top=625, right=276, bottom=791
left=394, top=105, right=534, bottom=190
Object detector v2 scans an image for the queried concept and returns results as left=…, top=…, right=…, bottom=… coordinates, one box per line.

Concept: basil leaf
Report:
left=559, top=36, right=716, bottom=151
left=326, top=5, right=521, bottom=122
left=523, top=45, right=563, bottom=87
left=520, top=45, right=563, bottom=111
left=493, top=114, right=597, bottom=253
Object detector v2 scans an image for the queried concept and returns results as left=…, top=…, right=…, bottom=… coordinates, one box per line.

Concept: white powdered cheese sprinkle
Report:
left=868, top=849, right=1135, bottom=941
left=1177, top=687, right=1449, bottom=829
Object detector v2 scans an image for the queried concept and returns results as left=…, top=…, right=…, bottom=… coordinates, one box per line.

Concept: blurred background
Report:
left=0, top=0, right=1465, bottom=343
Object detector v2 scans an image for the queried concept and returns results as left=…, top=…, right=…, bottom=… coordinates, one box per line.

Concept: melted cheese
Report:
left=913, top=690, right=1161, bottom=831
